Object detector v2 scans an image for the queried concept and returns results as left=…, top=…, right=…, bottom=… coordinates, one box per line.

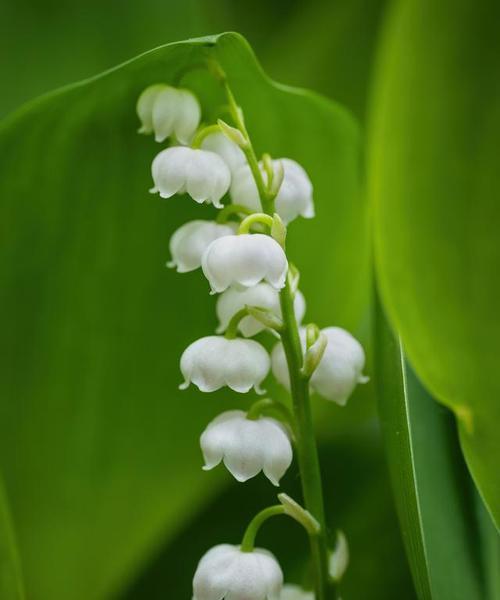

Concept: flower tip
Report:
left=154, top=133, right=166, bottom=143
left=165, top=260, right=176, bottom=269
left=255, top=384, right=267, bottom=396
left=149, top=186, right=158, bottom=194
left=359, top=374, right=370, bottom=384
left=137, top=126, right=149, bottom=135
left=179, top=381, right=190, bottom=391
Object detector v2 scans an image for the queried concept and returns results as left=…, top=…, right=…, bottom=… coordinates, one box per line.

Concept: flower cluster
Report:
left=137, top=73, right=367, bottom=600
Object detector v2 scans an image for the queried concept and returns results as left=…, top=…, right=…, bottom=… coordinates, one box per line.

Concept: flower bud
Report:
left=230, top=158, right=314, bottom=224
left=180, top=336, right=270, bottom=394
left=201, top=131, right=247, bottom=173
left=202, top=234, right=288, bottom=294
left=280, top=585, right=314, bottom=600
left=168, top=220, right=235, bottom=273
left=200, top=410, right=293, bottom=485
left=271, top=327, right=368, bottom=405
left=193, top=544, right=283, bottom=600
left=150, top=147, right=231, bottom=208
left=216, top=283, right=305, bottom=337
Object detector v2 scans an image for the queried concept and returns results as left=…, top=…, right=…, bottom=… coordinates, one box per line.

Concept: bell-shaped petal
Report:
left=136, top=84, right=168, bottom=135
left=180, top=336, right=270, bottom=394
left=200, top=410, right=293, bottom=485
left=280, top=585, right=314, bottom=600
left=168, top=220, right=236, bottom=273
left=230, top=158, right=314, bottom=224
left=153, top=85, right=201, bottom=143
left=193, top=544, right=283, bottom=600
left=271, top=327, right=368, bottom=406
left=151, top=147, right=231, bottom=208
left=201, top=131, right=246, bottom=174
left=216, top=283, right=306, bottom=337
left=202, top=234, right=288, bottom=294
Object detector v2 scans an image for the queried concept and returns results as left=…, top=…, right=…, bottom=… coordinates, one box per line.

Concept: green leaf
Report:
left=369, top=0, right=500, bottom=526
left=0, top=33, right=367, bottom=599
left=375, top=300, right=498, bottom=599
left=0, top=478, right=25, bottom=600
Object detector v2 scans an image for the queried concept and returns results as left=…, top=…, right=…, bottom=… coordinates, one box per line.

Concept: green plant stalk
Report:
left=279, top=278, right=335, bottom=600
left=240, top=505, right=285, bottom=552
left=220, top=75, right=335, bottom=599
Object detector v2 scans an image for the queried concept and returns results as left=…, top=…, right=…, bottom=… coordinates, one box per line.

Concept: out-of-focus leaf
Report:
left=369, top=0, right=500, bottom=526
left=375, top=301, right=497, bottom=599
left=0, top=479, right=24, bottom=600
left=0, top=33, right=367, bottom=599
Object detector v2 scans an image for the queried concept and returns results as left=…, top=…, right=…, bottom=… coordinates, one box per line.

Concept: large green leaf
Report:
left=369, top=0, right=500, bottom=526
left=0, top=33, right=367, bottom=599
left=375, top=300, right=498, bottom=599
left=0, top=479, right=24, bottom=600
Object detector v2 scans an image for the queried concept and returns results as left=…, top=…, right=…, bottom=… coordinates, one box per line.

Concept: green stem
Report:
left=218, top=70, right=336, bottom=599
left=216, top=204, right=253, bottom=224
left=191, top=124, right=222, bottom=148
left=222, top=81, right=277, bottom=215
left=279, top=278, right=335, bottom=599
left=224, top=307, right=249, bottom=339
left=238, top=212, right=274, bottom=234
left=241, top=505, right=285, bottom=552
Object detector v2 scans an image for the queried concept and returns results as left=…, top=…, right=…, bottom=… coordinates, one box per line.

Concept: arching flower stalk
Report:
left=136, top=66, right=367, bottom=600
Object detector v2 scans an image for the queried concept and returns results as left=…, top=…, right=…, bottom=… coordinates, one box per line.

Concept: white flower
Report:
left=180, top=336, right=270, bottom=394
left=136, top=84, right=201, bottom=144
left=200, top=410, right=293, bottom=485
left=230, top=159, right=314, bottom=224
left=202, top=234, right=288, bottom=294
left=193, top=544, right=283, bottom=600
left=271, top=327, right=368, bottom=405
left=168, top=220, right=235, bottom=273
left=216, top=283, right=306, bottom=337
left=201, top=131, right=246, bottom=173
left=150, top=147, right=231, bottom=208
left=279, top=585, right=314, bottom=600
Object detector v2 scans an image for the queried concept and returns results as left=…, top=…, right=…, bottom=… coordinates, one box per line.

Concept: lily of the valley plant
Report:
left=136, top=65, right=367, bottom=600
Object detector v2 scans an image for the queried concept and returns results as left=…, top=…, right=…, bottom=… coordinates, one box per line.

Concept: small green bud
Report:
left=245, top=305, right=283, bottom=332
left=271, top=213, right=287, bottom=247
left=302, top=331, right=328, bottom=378
left=278, top=493, right=320, bottom=535
left=217, top=118, right=248, bottom=148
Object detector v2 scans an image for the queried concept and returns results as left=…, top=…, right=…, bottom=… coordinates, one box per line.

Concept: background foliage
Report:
left=0, top=1, right=497, bottom=599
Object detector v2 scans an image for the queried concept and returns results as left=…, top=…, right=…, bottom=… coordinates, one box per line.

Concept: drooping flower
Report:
left=200, top=410, right=293, bottom=485
left=136, top=84, right=201, bottom=144
left=150, top=147, right=231, bottom=208
left=202, top=234, right=288, bottom=294
left=167, top=220, right=235, bottom=273
left=271, top=327, right=368, bottom=405
left=216, top=283, right=306, bottom=337
left=193, top=544, right=283, bottom=600
left=180, top=336, right=270, bottom=394
left=201, top=131, right=246, bottom=174
left=230, top=158, right=314, bottom=224
left=279, top=585, right=314, bottom=600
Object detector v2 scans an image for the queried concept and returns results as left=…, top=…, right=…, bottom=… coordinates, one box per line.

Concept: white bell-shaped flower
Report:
left=271, top=327, right=368, bottom=406
left=280, top=585, right=314, bottom=600
left=150, top=147, right=231, bottom=208
left=202, top=234, right=288, bottom=294
left=193, top=544, right=283, bottom=600
left=230, top=159, right=314, bottom=224
left=201, top=131, right=246, bottom=174
left=200, top=410, right=293, bottom=485
left=180, top=336, right=270, bottom=394
left=168, top=220, right=235, bottom=273
left=136, top=84, right=201, bottom=144
left=216, top=283, right=306, bottom=337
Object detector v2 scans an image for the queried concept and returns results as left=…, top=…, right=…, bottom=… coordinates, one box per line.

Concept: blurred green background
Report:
left=2, top=1, right=497, bottom=599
